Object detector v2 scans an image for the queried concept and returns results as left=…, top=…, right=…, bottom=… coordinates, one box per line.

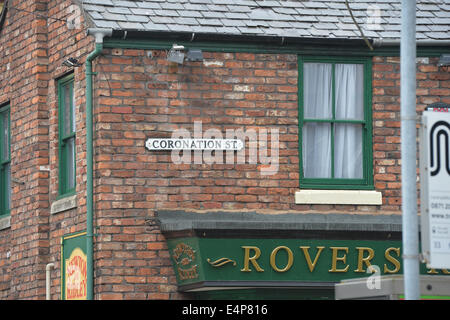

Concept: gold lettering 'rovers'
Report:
left=237, top=245, right=450, bottom=274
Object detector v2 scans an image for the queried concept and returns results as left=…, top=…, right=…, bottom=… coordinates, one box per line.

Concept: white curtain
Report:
left=303, top=63, right=332, bottom=178
left=303, top=63, right=364, bottom=180
left=334, top=64, right=364, bottom=179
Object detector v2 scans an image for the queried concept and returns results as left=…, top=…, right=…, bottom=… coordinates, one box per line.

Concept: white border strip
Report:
left=295, top=190, right=382, bottom=205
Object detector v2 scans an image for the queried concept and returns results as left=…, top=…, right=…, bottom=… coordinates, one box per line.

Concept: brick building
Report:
left=0, top=0, right=449, bottom=300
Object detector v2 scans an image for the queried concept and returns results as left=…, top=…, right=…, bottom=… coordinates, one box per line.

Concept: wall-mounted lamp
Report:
left=167, top=45, right=204, bottom=64
left=438, top=54, right=450, bottom=67
left=62, top=58, right=82, bottom=68
left=186, top=49, right=203, bottom=62
left=167, top=44, right=185, bottom=64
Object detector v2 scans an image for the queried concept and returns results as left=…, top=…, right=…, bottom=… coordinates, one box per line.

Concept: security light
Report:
left=438, top=54, right=450, bottom=67
left=186, top=49, right=203, bottom=62
left=167, top=44, right=185, bottom=64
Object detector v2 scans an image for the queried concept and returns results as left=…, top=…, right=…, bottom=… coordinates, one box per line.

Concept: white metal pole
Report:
left=401, top=0, right=420, bottom=300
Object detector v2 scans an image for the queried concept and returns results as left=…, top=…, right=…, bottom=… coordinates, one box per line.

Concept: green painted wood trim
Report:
left=364, top=58, right=374, bottom=189
left=298, top=56, right=304, bottom=191
left=299, top=56, right=374, bottom=190
left=0, top=103, right=10, bottom=217
left=103, top=38, right=450, bottom=57
left=57, top=73, right=76, bottom=197
left=331, top=63, right=336, bottom=178
left=85, top=40, right=107, bottom=301
left=303, top=119, right=366, bottom=124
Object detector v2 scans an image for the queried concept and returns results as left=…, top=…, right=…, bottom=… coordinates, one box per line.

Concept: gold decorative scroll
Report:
left=207, top=257, right=237, bottom=267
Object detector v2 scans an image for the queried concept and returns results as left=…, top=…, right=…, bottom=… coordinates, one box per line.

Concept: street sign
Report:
left=145, top=138, right=243, bottom=151
left=420, top=110, right=450, bottom=269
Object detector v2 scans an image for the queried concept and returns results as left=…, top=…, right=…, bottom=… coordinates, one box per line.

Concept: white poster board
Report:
left=420, top=110, right=450, bottom=269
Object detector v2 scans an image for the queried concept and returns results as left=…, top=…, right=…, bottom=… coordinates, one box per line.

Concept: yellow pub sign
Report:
left=61, top=232, right=87, bottom=300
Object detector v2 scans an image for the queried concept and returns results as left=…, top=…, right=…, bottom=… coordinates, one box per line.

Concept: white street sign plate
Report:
left=420, top=110, right=450, bottom=269
left=145, top=138, right=244, bottom=151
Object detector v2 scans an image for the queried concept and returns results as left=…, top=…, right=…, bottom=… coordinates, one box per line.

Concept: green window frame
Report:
left=298, top=56, right=373, bottom=190
left=58, top=74, right=76, bottom=197
left=0, top=103, right=10, bottom=217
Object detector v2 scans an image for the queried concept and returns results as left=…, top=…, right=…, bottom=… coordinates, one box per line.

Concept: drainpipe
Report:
left=85, top=27, right=112, bottom=300
left=45, top=263, right=55, bottom=300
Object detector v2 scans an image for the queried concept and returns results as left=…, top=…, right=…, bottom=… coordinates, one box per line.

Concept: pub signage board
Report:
left=61, top=232, right=87, bottom=300
left=167, top=237, right=450, bottom=290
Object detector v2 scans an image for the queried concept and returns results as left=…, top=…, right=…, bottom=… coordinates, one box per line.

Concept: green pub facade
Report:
left=160, top=212, right=448, bottom=299
left=0, top=0, right=449, bottom=300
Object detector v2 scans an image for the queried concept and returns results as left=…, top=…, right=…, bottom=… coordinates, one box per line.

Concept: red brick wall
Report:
left=0, top=2, right=449, bottom=300
left=90, top=50, right=450, bottom=299
left=93, top=50, right=299, bottom=299
left=0, top=0, right=52, bottom=299
left=0, top=225, right=10, bottom=299
left=0, top=0, right=92, bottom=299
left=46, top=0, right=93, bottom=300
left=94, top=51, right=450, bottom=215
left=372, top=56, right=450, bottom=212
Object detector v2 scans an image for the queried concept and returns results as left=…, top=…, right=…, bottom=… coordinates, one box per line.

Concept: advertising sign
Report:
left=420, top=110, right=450, bottom=269
left=61, top=232, right=87, bottom=300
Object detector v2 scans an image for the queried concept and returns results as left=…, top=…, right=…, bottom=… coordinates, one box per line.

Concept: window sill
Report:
left=51, top=194, right=77, bottom=215
left=295, top=190, right=382, bottom=205
left=0, top=215, right=10, bottom=230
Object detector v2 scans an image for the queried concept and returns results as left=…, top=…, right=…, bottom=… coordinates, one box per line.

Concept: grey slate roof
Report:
left=80, top=0, right=450, bottom=41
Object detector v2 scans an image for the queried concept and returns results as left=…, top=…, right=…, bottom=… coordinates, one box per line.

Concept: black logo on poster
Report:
left=430, top=121, right=450, bottom=176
